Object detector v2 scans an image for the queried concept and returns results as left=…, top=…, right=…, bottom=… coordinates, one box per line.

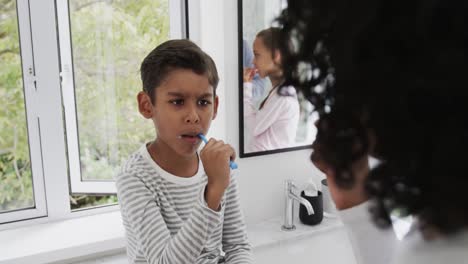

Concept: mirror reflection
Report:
left=240, top=0, right=318, bottom=156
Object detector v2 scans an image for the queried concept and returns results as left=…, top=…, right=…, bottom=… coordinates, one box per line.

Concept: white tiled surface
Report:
left=70, top=254, right=127, bottom=264
left=253, top=227, right=356, bottom=264
left=73, top=215, right=356, bottom=264
left=247, top=214, right=343, bottom=250
left=0, top=211, right=125, bottom=264
left=250, top=215, right=356, bottom=264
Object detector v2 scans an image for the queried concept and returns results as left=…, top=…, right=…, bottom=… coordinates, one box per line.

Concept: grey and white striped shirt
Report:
left=115, top=144, right=252, bottom=264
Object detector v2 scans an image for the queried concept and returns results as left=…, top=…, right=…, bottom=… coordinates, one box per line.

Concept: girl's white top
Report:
left=339, top=201, right=468, bottom=264
left=243, top=82, right=300, bottom=152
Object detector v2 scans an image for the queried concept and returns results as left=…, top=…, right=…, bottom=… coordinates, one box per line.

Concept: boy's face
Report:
left=138, top=69, right=218, bottom=158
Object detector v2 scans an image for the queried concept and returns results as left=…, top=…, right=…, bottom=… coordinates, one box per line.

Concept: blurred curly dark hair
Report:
left=277, top=0, right=468, bottom=234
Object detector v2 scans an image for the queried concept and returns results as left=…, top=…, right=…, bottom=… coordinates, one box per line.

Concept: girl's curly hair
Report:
left=277, top=0, right=468, bottom=234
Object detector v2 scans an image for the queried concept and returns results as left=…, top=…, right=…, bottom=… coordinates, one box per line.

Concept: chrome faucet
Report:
left=282, top=180, right=315, bottom=231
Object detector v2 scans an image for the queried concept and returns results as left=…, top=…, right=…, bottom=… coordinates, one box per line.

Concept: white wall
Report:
left=193, top=0, right=324, bottom=225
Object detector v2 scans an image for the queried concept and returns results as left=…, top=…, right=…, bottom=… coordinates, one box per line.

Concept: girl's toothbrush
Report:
left=198, top=133, right=238, bottom=170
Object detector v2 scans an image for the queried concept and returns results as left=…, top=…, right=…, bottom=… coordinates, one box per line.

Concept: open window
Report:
left=57, top=0, right=188, bottom=195
left=0, top=0, right=47, bottom=224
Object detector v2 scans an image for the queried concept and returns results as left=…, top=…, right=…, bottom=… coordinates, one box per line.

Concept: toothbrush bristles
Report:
left=198, top=133, right=208, bottom=143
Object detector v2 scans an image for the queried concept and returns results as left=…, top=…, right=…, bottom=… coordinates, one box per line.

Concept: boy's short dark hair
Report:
left=140, top=39, right=219, bottom=103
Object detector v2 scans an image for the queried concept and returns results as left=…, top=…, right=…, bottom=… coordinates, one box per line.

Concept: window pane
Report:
left=70, top=194, right=118, bottom=210
left=69, top=0, right=170, bottom=181
left=0, top=0, right=34, bottom=213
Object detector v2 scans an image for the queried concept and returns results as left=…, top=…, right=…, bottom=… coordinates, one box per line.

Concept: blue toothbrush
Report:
left=198, top=133, right=238, bottom=170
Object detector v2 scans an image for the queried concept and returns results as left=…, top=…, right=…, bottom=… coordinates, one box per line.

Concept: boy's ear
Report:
left=137, top=91, right=153, bottom=119
left=212, top=95, right=219, bottom=120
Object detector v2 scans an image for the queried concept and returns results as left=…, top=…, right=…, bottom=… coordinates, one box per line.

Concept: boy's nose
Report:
left=184, top=109, right=200, bottom=124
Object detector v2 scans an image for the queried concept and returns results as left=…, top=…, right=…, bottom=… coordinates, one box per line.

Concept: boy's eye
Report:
left=198, top=100, right=211, bottom=106
left=170, top=99, right=184, bottom=105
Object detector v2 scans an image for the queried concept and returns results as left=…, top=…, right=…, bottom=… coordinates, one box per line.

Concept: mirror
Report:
left=238, top=0, right=318, bottom=158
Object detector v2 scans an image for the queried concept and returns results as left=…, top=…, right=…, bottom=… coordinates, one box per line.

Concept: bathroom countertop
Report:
left=68, top=214, right=348, bottom=264
left=47, top=213, right=346, bottom=264
left=247, top=214, right=344, bottom=250
left=0, top=210, right=345, bottom=264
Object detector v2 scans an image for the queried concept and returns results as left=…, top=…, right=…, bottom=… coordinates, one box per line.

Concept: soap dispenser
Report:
left=299, top=179, right=323, bottom=225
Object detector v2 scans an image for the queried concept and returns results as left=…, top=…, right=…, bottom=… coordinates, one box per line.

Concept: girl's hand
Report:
left=243, top=67, right=256, bottom=82
left=200, top=138, right=236, bottom=210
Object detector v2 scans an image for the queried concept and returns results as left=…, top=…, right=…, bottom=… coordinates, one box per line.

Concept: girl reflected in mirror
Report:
left=243, top=27, right=300, bottom=152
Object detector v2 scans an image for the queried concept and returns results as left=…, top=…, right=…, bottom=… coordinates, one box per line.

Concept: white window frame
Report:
left=0, top=0, right=47, bottom=224
left=1, top=0, right=189, bottom=229
left=57, top=0, right=188, bottom=195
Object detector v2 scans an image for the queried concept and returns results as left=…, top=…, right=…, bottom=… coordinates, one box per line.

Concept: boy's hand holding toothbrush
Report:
left=199, top=134, right=237, bottom=211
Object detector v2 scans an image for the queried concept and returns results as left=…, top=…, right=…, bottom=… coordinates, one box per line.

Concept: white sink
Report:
left=248, top=216, right=357, bottom=264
